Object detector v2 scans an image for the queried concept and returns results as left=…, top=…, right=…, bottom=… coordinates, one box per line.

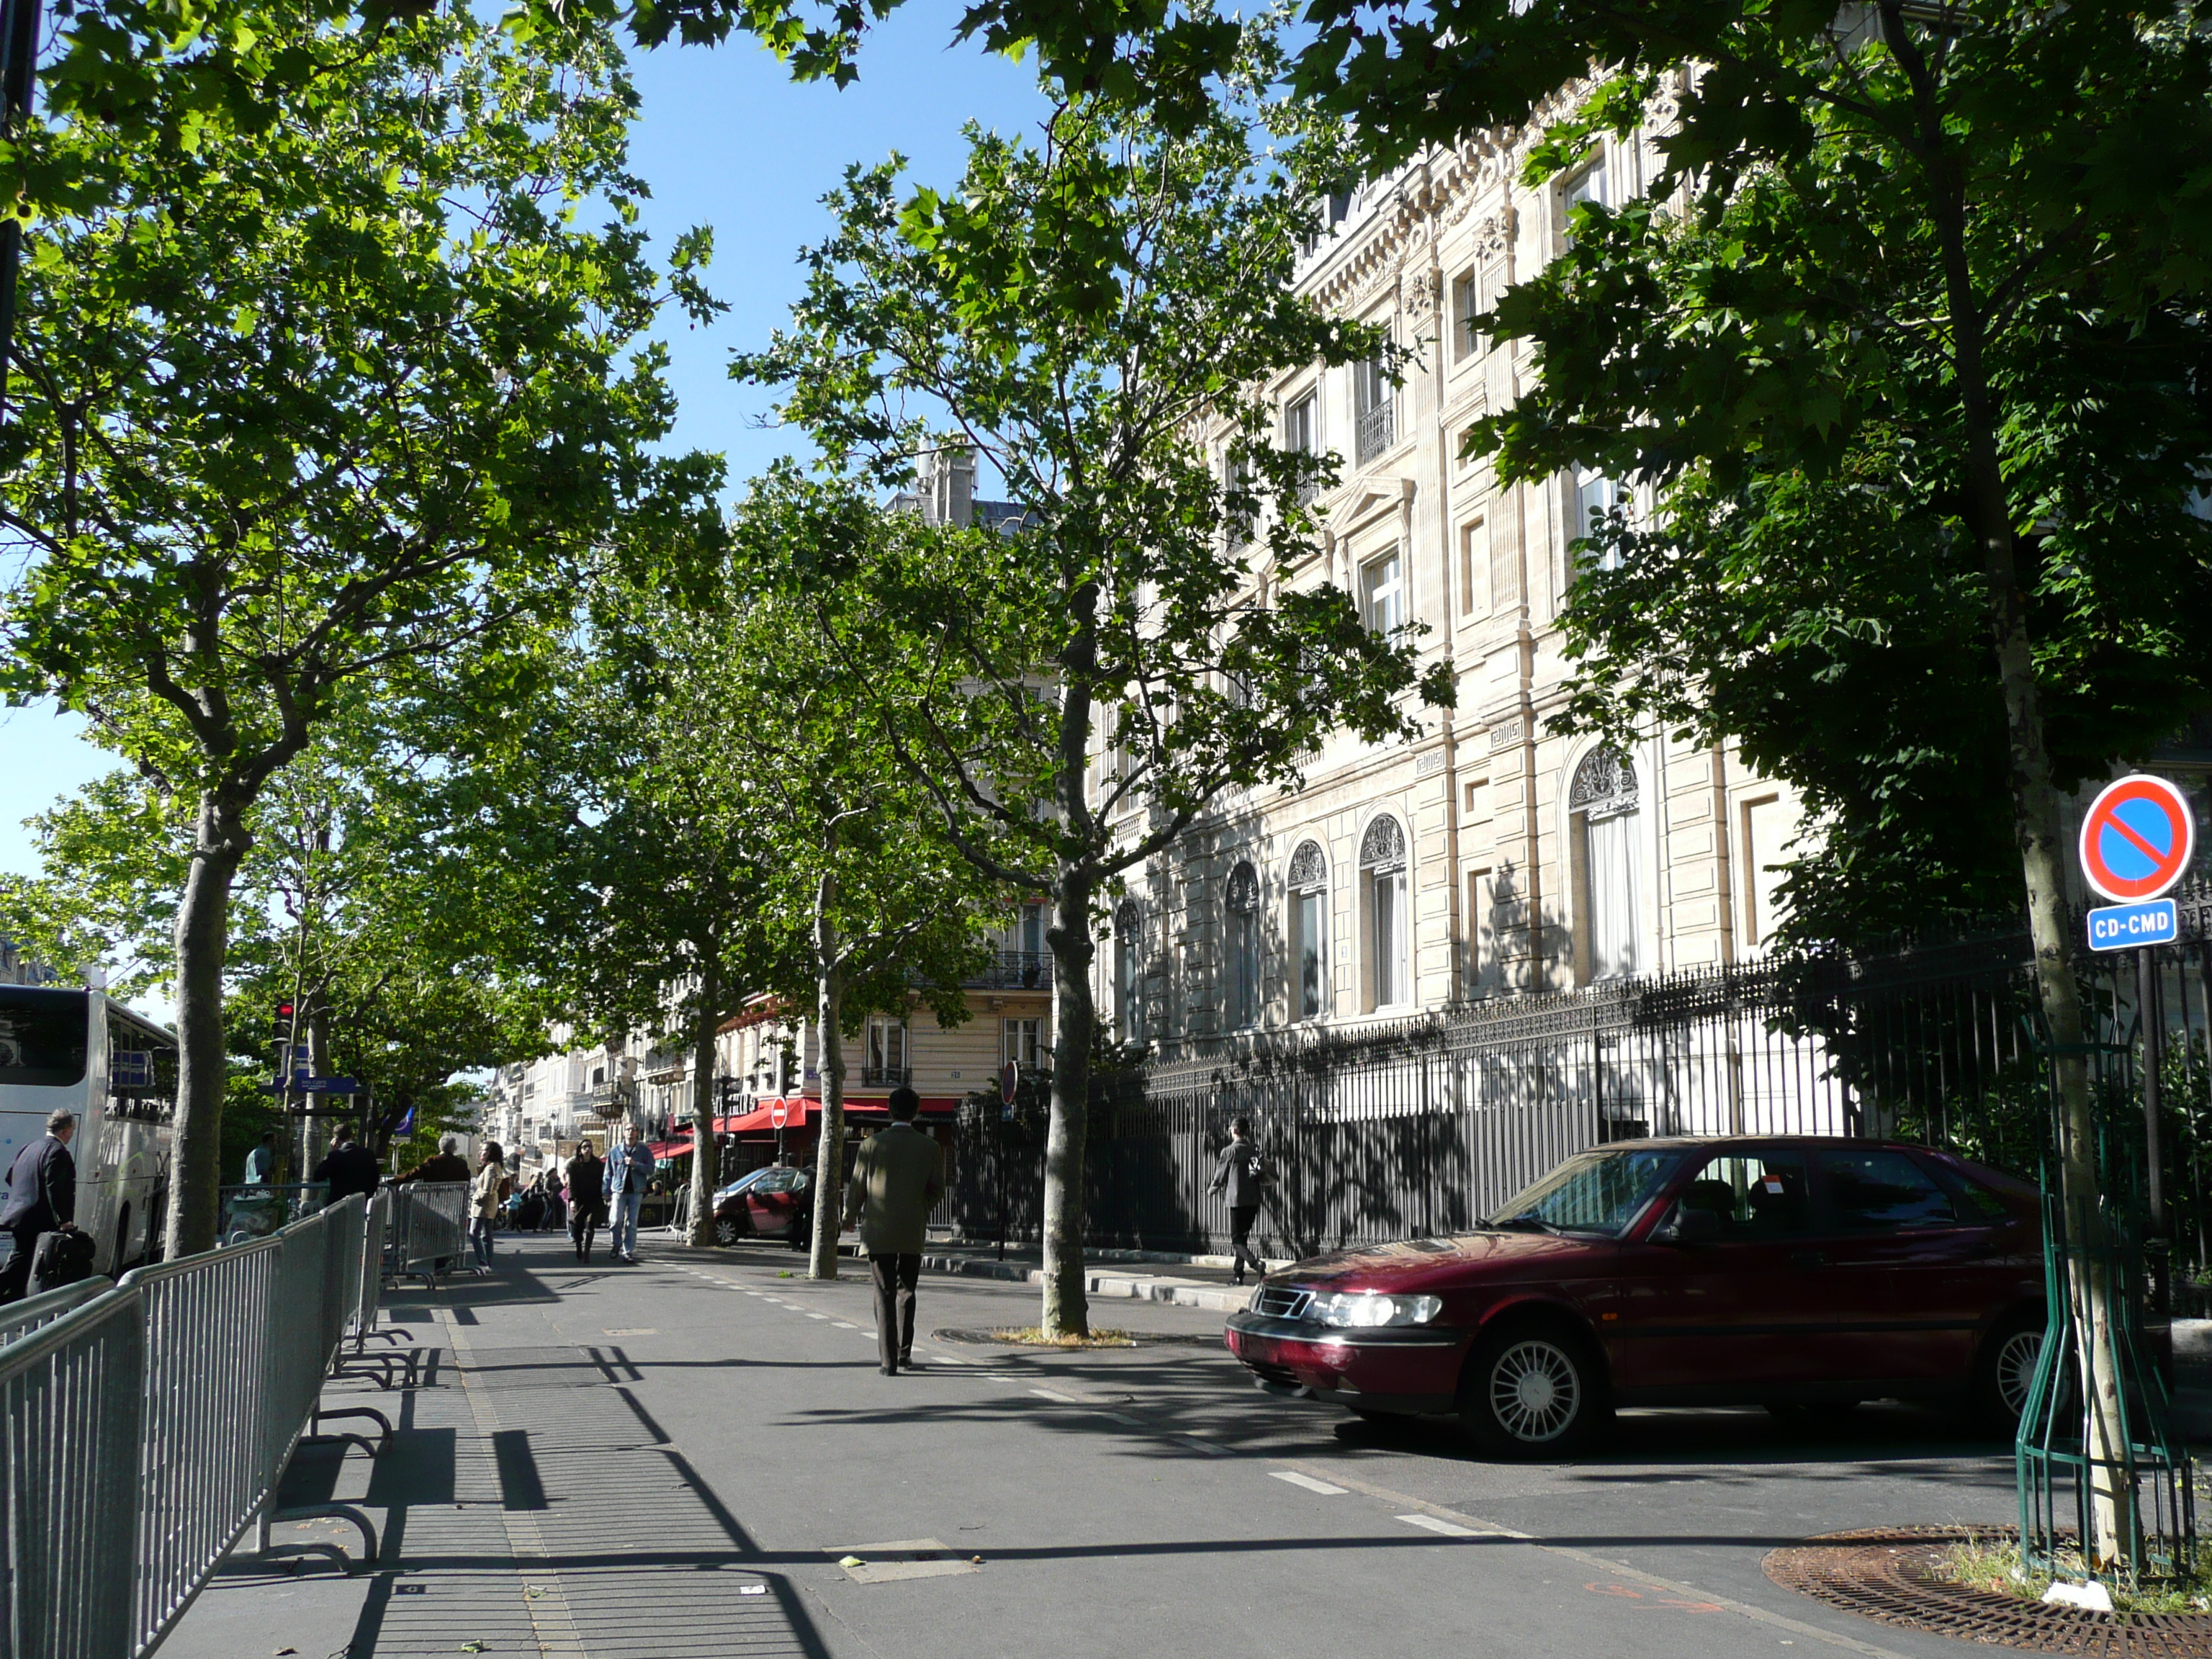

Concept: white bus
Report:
left=0, top=984, right=176, bottom=1275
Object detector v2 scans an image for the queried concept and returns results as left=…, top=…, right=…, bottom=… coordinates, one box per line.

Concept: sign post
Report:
left=2077, top=772, right=2197, bottom=1310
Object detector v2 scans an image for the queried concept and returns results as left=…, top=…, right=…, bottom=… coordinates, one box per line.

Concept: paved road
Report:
left=166, top=1231, right=2024, bottom=1659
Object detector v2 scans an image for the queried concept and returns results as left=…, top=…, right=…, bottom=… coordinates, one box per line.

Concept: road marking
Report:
left=1399, top=1513, right=1479, bottom=1537
left=806, top=1314, right=830, bottom=1321
left=1177, top=1436, right=1232, bottom=1457
left=1275, top=1459, right=1925, bottom=1659
left=834, top=1322, right=858, bottom=1330
left=1030, top=1388, right=1080, bottom=1403
left=1271, top=1471, right=1346, bottom=1496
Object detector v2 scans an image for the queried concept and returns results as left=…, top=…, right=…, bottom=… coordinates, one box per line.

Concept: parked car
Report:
left=1223, top=1136, right=2046, bottom=1457
left=712, top=1166, right=812, bottom=1245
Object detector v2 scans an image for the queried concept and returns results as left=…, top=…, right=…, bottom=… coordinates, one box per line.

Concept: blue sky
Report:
left=0, top=19, right=1051, bottom=882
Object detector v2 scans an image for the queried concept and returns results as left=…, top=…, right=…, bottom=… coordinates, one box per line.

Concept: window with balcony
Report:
left=1287, top=841, right=1329, bottom=1021
left=1283, top=390, right=1318, bottom=505
left=863, top=1015, right=909, bottom=1087
left=1359, top=815, right=1410, bottom=1011
left=1354, top=352, right=1394, bottom=465
left=1362, top=549, right=1405, bottom=637
left=1223, top=860, right=1260, bottom=1030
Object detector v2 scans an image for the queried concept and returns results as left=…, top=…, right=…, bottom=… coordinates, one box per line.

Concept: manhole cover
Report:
left=1763, top=1527, right=2212, bottom=1656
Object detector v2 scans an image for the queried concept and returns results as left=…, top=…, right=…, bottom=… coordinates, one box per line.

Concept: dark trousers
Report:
left=570, top=1204, right=603, bottom=1259
left=871, top=1252, right=921, bottom=1370
left=0, top=1225, right=39, bottom=1305
left=1229, top=1205, right=1261, bottom=1276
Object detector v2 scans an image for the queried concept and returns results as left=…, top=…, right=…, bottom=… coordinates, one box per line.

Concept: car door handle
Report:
left=1789, top=1249, right=1829, bottom=1269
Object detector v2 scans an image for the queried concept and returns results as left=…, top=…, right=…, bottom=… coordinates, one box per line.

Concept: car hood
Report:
left=1282, top=1230, right=1609, bottom=1292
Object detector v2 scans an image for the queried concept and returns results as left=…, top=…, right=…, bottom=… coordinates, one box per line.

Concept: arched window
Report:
left=1570, top=748, right=1645, bottom=982
left=1224, top=862, right=1260, bottom=1030
left=1113, top=900, right=1146, bottom=1044
left=1359, top=815, right=1410, bottom=1010
left=1287, top=841, right=1328, bottom=1020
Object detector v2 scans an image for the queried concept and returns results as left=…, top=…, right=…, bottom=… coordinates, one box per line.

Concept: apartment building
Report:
left=1094, top=115, right=1807, bottom=1053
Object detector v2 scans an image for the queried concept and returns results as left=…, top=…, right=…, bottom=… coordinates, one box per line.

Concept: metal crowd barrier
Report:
left=0, top=1280, right=112, bottom=1349
left=0, top=1190, right=388, bottom=1659
left=385, top=1181, right=467, bottom=1287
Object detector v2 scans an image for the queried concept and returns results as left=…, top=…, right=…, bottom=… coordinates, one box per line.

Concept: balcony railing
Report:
left=859, top=1065, right=911, bottom=1088
left=966, top=949, right=1054, bottom=990
left=1355, top=401, right=1395, bottom=465
left=570, top=1084, right=634, bottom=1120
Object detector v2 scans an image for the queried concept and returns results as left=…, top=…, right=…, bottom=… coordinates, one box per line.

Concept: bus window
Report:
left=0, top=988, right=89, bottom=1087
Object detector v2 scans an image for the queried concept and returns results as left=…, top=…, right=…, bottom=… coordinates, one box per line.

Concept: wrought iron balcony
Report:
left=1355, top=401, right=1396, bottom=465
left=571, top=1084, right=634, bottom=1120
left=859, top=1065, right=911, bottom=1087
left=965, top=949, right=1054, bottom=990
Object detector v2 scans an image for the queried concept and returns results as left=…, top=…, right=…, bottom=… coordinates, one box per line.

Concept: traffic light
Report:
left=272, top=999, right=296, bottom=1045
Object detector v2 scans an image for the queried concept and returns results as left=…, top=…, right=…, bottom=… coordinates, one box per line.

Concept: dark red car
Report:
left=711, top=1166, right=812, bottom=1245
left=1223, top=1136, right=2046, bottom=1456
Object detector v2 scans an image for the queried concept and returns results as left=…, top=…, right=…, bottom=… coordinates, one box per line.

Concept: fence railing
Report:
left=385, top=1181, right=468, bottom=1287
left=0, top=1190, right=385, bottom=1659
left=945, top=927, right=2211, bottom=1285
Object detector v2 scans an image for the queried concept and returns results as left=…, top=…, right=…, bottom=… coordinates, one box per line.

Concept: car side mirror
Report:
left=1654, top=1205, right=1720, bottom=1246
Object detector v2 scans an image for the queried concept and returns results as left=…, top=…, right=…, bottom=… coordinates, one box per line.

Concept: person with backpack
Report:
left=1208, top=1115, right=1272, bottom=1287
left=0, top=1108, right=80, bottom=1304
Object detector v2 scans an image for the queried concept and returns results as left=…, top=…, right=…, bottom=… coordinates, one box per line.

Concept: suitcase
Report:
left=28, top=1228, right=96, bottom=1294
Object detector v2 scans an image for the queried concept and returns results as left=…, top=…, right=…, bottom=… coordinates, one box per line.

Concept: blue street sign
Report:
left=295, top=1076, right=364, bottom=1094
left=111, top=1050, right=154, bottom=1089
left=2087, top=898, right=2178, bottom=952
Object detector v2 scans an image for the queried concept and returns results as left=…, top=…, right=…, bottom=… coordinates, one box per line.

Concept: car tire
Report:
left=712, top=1216, right=742, bottom=1247
left=1974, top=1310, right=2049, bottom=1432
left=1458, top=1322, right=1609, bottom=1458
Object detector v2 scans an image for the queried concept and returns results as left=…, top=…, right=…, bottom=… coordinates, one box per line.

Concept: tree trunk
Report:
left=164, top=790, right=251, bottom=1261
left=1876, top=6, right=2130, bottom=1563
left=687, top=970, right=722, bottom=1248
left=808, top=879, right=847, bottom=1280
left=1042, top=877, right=1097, bottom=1337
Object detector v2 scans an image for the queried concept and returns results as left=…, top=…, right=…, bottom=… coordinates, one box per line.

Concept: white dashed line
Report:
left=1398, top=1514, right=1479, bottom=1537
left=1179, top=1437, right=1232, bottom=1457
left=1271, top=1471, right=1346, bottom=1496
left=833, top=1322, right=858, bottom=1330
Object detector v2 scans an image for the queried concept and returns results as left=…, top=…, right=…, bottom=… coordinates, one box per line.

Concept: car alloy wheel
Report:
left=713, top=1217, right=741, bottom=1246
left=1488, top=1337, right=1582, bottom=1444
left=1994, top=1326, right=2044, bottom=1421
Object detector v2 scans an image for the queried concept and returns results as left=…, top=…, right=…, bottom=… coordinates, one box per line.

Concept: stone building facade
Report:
left=1095, top=110, right=1807, bottom=1053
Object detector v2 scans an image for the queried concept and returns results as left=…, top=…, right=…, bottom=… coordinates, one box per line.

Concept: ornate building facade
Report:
left=1095, top=112, right=1807, bottom=1053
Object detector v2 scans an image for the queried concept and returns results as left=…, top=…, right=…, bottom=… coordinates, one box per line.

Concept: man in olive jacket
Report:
left=842, top=1087, right=944, bottom=1375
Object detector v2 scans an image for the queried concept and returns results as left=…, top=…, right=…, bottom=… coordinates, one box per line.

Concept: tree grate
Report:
left=1763, top=1528, right=2212, bottom=1657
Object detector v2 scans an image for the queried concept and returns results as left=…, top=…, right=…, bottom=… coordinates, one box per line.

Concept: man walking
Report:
left=1208, top=1115, right=1270, bottom=1286
left=243, top=1130, right=276, bottom=1184
left=0, top=1109, right=77, bottom=1304
left=604, top=1123, right=655, bottom=1265
left=312, top=1123, right=381, bottom=1204
left=842, top=1087, right=943, bottom=1376
left=395, top=1136, right=471, bottom=1185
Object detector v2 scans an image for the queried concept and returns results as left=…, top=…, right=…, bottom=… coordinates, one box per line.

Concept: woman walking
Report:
left=565, top=1140, right=606, bottom=1264
left=469, top=1142, right=505, bottom=1274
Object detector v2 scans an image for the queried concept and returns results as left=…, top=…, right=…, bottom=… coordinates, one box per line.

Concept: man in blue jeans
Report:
left=604, top=1123, right=656, bottom=1265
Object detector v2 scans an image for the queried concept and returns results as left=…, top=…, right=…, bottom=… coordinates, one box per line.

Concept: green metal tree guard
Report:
left=2016, top=1007, right=2195, bottom=1583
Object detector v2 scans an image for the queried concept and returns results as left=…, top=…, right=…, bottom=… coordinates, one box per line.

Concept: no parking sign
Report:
left=2080, top=774, right=2194, bottom=950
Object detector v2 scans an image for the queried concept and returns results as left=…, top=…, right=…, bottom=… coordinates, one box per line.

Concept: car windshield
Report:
left=1487, top=1146, right=1686, bottom=1237
left=716, top=1169, right=773, bottom=1200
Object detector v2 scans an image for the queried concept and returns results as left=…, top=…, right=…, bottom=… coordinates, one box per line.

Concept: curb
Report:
left=915, top=1252, right=1250, bottom=1313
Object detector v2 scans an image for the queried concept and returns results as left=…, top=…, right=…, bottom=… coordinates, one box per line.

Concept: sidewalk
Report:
left=814, top=1235, right=1281, bottom=1313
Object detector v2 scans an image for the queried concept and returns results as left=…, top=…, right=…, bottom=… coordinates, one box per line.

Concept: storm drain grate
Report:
left=1763, top=1527, right=2212, bottom=1658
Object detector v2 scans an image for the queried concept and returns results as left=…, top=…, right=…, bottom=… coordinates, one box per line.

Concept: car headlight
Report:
left=1312, top=1292, right=1442, bottom=1328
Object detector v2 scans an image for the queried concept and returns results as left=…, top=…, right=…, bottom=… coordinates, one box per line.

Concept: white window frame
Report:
left=1362, top=549, right=1406, bottom=637
left=864, top=1015, right=909, bottom=1078
left=1002, top=1017, right=1044, bottom=1070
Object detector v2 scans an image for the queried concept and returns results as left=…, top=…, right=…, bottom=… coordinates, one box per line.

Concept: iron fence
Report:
left=385, top=1180, right=467, bottom=1287
left=947, top=918, right=2212, bottom=1285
